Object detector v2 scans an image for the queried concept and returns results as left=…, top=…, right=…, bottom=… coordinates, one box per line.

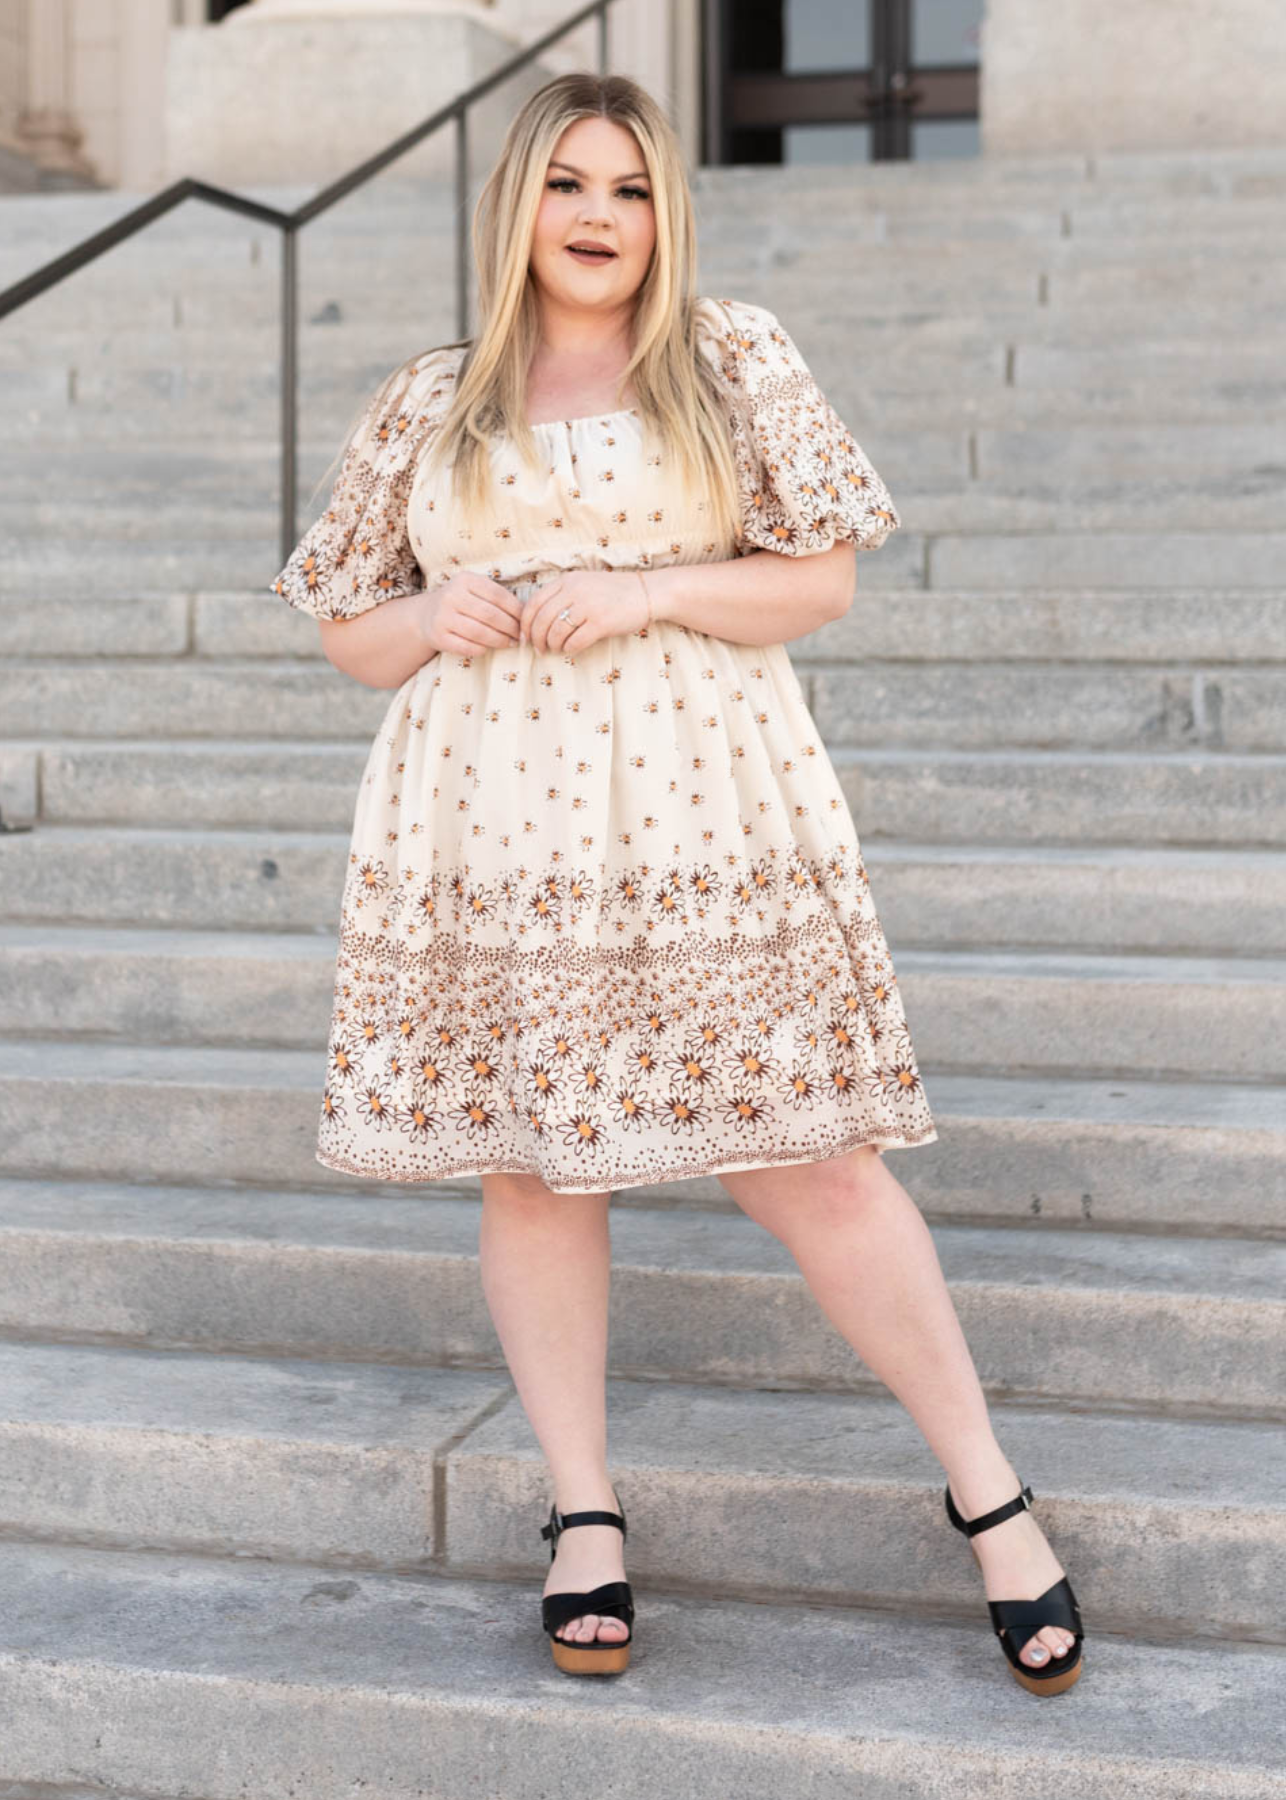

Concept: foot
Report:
left=542, top=1493, right=630, bottom=1647
left=948, top=1462, right=1078, bottom=1672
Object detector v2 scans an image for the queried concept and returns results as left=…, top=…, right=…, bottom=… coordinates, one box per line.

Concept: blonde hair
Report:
left=307, top=72, right=743, bottom=546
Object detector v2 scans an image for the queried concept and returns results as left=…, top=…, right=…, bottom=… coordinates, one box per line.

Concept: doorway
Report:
left=703, top=0, right=982, bottom=164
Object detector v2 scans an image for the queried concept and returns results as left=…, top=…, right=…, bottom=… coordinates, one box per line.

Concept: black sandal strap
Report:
left=989, top=1577, right=1083, bottom=1643
left=945, top=1481, right=1034, bottom=1537
left=540, top=1502, right=627, bottom=1549
left=542, top=1580, right=635, bottom=1638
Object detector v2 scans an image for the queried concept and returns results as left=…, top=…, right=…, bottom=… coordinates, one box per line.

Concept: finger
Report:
left=522, top=579, right=564, bottom=646
left=467, top=584, right=524, bottom=633
left=439, top=627, right=509, bottom=655
left=560, top=622, right=593, bottom=655
left=465, top=597, right=522, bottom=640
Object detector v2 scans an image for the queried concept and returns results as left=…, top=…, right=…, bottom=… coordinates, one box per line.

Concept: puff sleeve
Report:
left=696, top=295, right=901, bottom=556
left=269, top=347, right=459, bottom=621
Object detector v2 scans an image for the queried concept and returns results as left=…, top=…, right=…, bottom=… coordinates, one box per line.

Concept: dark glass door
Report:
left=703, top=0, right=981, bottom=164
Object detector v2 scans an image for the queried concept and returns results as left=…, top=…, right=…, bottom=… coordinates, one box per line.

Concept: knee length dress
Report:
left=270, top=295, right=937, bottom=1193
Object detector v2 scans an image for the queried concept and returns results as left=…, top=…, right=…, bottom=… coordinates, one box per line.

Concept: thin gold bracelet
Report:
left=636, top=568, right=653, bottom=625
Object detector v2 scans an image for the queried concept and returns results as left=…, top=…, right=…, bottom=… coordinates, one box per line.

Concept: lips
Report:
left=566, top=242, right=617, bottom=261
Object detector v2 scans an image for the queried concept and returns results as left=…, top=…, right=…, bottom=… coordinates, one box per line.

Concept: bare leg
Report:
left=477, top=1171, right=627, bottom=1646
left=718, top=1145, right=1076, bottom=1670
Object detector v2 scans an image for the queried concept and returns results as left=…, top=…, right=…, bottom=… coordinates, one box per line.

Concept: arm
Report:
left=646, top=540, right=855, bottom=647
left=316, top=590, right=439, bottom=691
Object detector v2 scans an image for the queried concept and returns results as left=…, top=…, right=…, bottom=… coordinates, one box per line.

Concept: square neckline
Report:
left=528, top=406, right=641, bottom=431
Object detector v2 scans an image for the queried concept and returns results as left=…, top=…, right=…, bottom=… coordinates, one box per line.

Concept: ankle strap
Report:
left=959, top=1483, right=1034, bottom=1537
left=541, top=1502, right=627, bottom=1547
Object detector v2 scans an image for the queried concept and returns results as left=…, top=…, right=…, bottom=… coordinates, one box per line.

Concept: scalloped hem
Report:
left=314, top=1119, right=939, bottom=1195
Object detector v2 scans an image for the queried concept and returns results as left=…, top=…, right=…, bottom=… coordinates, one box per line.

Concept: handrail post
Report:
left=281, top=223, right=299, bottom=565
left=455, top=105, right=469, bottom=342
left=597, top=0, right=608, bottom=72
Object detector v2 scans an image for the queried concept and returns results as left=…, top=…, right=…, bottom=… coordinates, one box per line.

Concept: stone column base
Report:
left=164, top=9, right=555, bottom=186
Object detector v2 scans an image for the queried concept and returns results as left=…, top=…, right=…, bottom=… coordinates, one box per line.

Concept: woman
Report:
left=271, top=71, right=1083, bottom=1696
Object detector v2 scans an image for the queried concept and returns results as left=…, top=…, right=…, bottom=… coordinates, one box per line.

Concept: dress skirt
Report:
left=313, top=596, right=938, bottom=1193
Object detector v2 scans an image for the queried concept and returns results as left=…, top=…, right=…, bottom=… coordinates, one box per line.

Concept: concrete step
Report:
left=3, top=653, right=1283, bottom=752
left=448, top=1380, right=1286, bottom=1637
left=10, top=738, right=1282, bottom=846
left=808, top=588, right=1286, bottom=665
left=6, top=414, right=1286, bottom=484
left=2, top=1339, right=1282, bottom=1648
left=11, top=368, right=1283, bottom=438
left=12, top=253, right=1286, bottom=340
left=2, top=1541, right=1281, bottom=1800
left=10, top=529, right=1286, bottom=596
left=0, top=920, right=1281, bottom=1080
left=0, top=1177, right=1280, bottom=1414
left=4, top=825, right=1282, bottom=958
left=811, top=662, right=1286, bottom=753
left=7, top=587, right=1283, bottom=668
left=835, top=747, right=1286, bottom=849
left=7, top=345, right=1286, bottom=441
left=9, top=231, right=1284, bottom=297
left=0, top=540, right=275, bottom=594
left=0, top=1337, right=1279, bottom=1633
left=0, top=1039, right=1278, bottom=1234
left=4, top=184, right=1282, bottom=259
left=8, top=475, right=1286, bottom=538
left=898, top=947, right=1286, bottom=1081
left=5, top=315, right=1286, bottom=374
left=926, top=531, right=1286, bottom=588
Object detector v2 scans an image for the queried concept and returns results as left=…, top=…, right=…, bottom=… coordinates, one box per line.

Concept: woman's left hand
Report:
left=521, top=569, right=652, bottom=654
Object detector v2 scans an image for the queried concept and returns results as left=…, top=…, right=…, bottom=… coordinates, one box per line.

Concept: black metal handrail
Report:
left=0, top=0, right=618, bottom=562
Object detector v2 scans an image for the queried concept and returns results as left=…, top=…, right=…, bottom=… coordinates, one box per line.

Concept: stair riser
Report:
left=6, top=590, right=1286, bottom=665
left=0, top=1225, right=1278, bottom=1414
left=16, top=743, right=1286, bottom=847
left=4, top=662, right=1285, bottom=753
left=5, top=832, right=1282, bottom=957
left=0, top=1402, right=1275, bottom=1635
left=1, top=937, right=1279, bottom=1078
left=447, top=1452, right=1283, bottom=1641
left=0, top=1072, right=1279, bottom=1233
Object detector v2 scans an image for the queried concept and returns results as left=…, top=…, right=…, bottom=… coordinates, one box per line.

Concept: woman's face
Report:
left=529, top=116, right=656, bottom=314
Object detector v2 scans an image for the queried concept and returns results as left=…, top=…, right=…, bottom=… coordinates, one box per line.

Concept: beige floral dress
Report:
left=270, top=295, right=937, bottom=1192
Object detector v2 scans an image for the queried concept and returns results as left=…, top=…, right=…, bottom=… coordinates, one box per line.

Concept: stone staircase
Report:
left=1, top=145, right=1284, bottom=1796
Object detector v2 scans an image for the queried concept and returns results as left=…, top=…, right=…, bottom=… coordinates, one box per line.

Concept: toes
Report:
left=1022, top=1626, right=1073, bottom=1667
left=555, top=1612, right=627, bottom=1644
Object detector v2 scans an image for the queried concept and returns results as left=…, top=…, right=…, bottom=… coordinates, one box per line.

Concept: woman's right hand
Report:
left=417, top=573, right=526, bottom=656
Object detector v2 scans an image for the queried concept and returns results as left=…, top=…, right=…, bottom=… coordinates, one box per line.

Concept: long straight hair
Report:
left=419, top=71, right=743, bottom=547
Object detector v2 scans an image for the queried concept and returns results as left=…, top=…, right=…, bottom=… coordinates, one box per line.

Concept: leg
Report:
left=718, top=1145, right=1075, bottom=1671
left=477, top=1170, right=627, bottom=1646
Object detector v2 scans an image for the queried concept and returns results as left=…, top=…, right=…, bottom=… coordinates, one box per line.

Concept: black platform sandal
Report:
left=945, top=1479, right=1085, bottom=1695
left=540, top=1494, right=634, bottom=1676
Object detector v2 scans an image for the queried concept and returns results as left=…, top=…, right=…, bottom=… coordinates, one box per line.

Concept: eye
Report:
left=547, top=178, right=651, bottom=201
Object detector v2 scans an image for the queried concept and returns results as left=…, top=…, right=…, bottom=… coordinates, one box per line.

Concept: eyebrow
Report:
left=548, top=160, right=650, bottom=182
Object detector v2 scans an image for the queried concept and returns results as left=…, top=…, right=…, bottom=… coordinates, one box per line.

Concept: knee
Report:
left=480, top=1171, right=608, bottom=1221
left=735, top=1145, right=888, bottom=1241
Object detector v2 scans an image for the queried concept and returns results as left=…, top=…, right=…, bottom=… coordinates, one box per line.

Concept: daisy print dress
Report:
left=270, top=294, right=938, bottom=1193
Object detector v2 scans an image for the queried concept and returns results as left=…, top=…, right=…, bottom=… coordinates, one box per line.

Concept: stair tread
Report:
left=0, top=1335, right=1281, bottom=1502
left=0, top=1036, right=1278, bottom=1126
left=0, top=1538, right=1282, bottom=1797
left=0, top=1174, right=1281, bottom=1296
left=3, top=918, right=1285, bottom=985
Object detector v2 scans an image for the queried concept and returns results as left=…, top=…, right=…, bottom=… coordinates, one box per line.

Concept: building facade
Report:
left=0, top=0, right=1282, bottom=194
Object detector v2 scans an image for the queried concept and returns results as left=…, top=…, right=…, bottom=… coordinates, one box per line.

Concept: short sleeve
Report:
left=269, top=347, right=460, bottom=620
left=696, top=295, right=901, bottom=556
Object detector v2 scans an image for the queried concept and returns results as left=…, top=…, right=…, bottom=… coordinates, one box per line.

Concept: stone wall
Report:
left=983, top=0, right=1286, bottom=155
